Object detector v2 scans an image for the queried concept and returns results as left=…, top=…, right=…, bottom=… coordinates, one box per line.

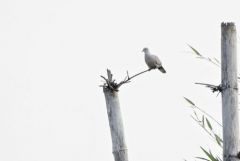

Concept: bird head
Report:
left=142, top=47, right=149, bottom=53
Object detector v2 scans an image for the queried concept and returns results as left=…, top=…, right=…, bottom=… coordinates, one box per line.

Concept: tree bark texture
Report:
left=221, top=22, right=239, bottom=161
left=103, top=88, right=128, bottom=161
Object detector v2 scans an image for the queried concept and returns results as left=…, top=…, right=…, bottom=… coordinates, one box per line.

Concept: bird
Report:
left=142, top=47, right=166, bottom=73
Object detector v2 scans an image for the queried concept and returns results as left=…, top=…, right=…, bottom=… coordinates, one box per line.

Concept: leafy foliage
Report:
left=187, top=45, right=220, bottom=67
left=184, top=97, right=223, bottom=161
left=199, top=147, right=221, bottom=161
left=183, top=45, right=225, bottom=161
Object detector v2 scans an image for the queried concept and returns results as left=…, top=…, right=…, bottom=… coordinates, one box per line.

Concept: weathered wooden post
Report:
left=221, top=22, right=239, bottom=161
left=102, top=70, right=128, bottom=161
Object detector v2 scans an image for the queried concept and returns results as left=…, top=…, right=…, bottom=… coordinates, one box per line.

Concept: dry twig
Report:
left=100, top=68, right=152, bottom=91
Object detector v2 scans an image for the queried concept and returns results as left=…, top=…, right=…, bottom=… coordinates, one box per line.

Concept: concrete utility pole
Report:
left=221, top=22, right=239, bottom=161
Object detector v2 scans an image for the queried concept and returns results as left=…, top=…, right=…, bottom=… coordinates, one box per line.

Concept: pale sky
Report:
left=0, top=0, right=240, bottom=161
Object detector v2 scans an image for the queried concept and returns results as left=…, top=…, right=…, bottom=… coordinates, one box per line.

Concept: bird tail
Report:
left=158, top=66, right=166, bottom=73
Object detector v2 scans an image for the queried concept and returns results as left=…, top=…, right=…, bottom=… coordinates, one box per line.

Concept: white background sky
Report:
left=0, top=0, right=240, bottom=161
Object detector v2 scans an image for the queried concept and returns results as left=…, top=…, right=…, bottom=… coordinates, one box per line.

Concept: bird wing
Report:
left=152, top=55, right=162, bottom=67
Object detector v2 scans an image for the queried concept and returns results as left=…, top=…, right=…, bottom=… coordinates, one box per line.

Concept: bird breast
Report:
left=145, top=53, right=158, bottom=68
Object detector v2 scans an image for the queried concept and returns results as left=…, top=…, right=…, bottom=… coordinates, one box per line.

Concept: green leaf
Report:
left=183, top=97, right=195, bottom=106
left=193, top=110, right=200, bottom=121
left=195, top=157, right=210, bottom=161
left=206, top=118, right=213, bottom=130
left=213, top=58, right=220, bottom=64
left=188, top=44, right=202, bottom=56
left=200, top=147, right=218, bottom=161
left=214, top=134, right=223, bottom=147
left=202, top=115, right=205, bottom=128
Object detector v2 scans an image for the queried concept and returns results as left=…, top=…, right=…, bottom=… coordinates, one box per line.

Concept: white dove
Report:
left=142, top=47, right=166, bottom=73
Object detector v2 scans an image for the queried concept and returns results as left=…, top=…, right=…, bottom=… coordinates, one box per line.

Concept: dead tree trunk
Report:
left=221, top=22, right=239, bottom=161
left=103, top=70, right=128, bottom=161
left=103, top=88, right=128, bottom=161
left=100, top=67, right=153, bottom=161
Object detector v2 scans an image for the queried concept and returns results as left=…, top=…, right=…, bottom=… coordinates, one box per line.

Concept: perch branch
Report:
left=100, top=68, right=153, bottom=91
left=117, top=68, right=152, bottom=89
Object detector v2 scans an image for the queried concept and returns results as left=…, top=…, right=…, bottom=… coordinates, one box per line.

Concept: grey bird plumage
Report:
left=142, top=48, right=166, bottom=73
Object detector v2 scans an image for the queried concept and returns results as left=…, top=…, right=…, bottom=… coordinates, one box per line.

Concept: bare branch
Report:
left=117, top=68, right=152, bottom=89
left=100, top=68, right=153, bottom=91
